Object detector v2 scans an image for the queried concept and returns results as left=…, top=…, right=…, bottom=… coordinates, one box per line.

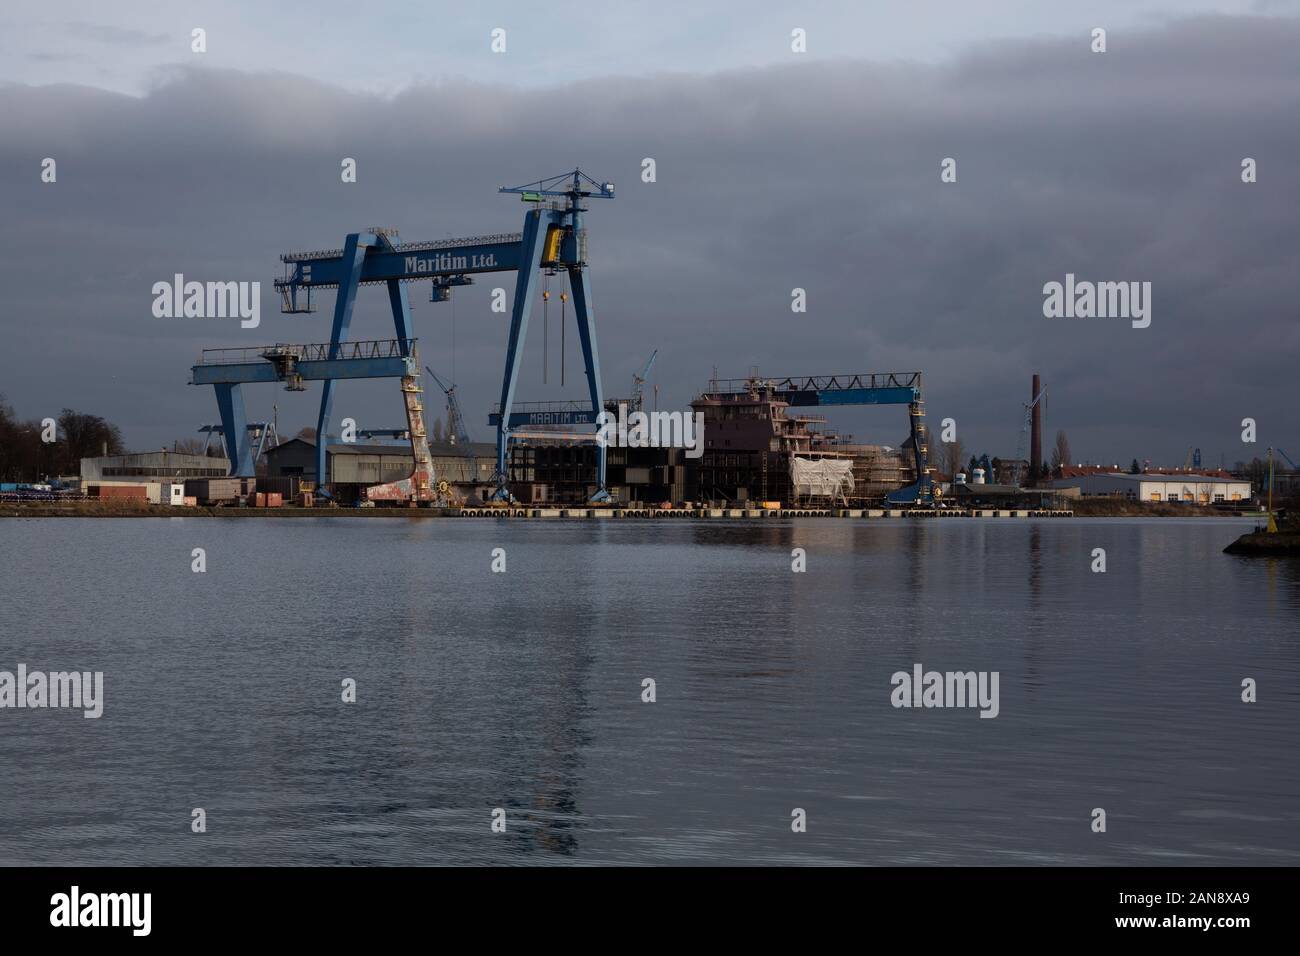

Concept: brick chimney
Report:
left=1029, top=374, right=1043, bottom=485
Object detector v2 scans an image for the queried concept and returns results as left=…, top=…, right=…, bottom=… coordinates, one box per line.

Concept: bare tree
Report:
left=941, top=438, right=965, bottom=480
left=56, top=409, right=124, bottom=474
left=1051, top=429, right=1072, bottom=472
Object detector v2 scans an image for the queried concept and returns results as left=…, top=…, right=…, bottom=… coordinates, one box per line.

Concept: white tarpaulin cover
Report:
left=790, top=457, right=855, bottom=500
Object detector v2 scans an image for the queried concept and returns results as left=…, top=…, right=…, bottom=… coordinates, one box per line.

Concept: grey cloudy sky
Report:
left=2, top=6, right=1298, bottom=466
left=2, top=0, right=1294, bottom=94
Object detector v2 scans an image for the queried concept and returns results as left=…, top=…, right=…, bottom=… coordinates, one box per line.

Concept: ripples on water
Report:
left=0, top=517, right=1296, bottom=865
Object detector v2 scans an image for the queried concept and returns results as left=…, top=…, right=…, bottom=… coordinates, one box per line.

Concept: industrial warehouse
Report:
left=1047, top=470, right=1252, bottom=503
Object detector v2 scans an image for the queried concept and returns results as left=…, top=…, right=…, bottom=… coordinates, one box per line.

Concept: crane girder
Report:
left=278, top=238, right=524, bottom=289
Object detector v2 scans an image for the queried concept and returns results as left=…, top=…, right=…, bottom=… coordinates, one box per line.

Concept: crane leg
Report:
left=387, top=276, right=415, bottom=354
left=388, top=275, right=436, bottom=502
left=909, top=403, right=928, bottom=499
left=313, top=233, right=370, bottom=496
left=491, top=209, right=548, bottom=502
left=214, top=383, right=256, bottom=477
left=886, top=392, right=930, bottom=504
left=568, top=264, right=608, bottom=502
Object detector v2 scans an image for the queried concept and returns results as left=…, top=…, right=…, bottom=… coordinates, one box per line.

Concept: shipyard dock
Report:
left=449, top=506, right=1075, bottom=518
left=2, top=501, right=1074, bottom=519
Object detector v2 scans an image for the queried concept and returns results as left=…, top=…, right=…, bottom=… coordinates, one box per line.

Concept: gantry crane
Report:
left=253, top=168, right=615, bottom=503
left=192, top=337, right=439, bottom=502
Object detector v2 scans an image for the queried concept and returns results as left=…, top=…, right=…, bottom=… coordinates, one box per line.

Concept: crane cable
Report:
left=542, top=274, right=550, bottom=385
left=560, top=272, right=569, bottom=387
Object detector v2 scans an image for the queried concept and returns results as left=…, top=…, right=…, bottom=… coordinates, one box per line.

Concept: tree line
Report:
left=937, top=428, right=1072, bottom=485
left=0, top=395, right=126, bottom=482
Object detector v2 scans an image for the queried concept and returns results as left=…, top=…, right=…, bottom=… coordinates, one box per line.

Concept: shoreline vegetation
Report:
left=1068, top=498, right=1258, bottom=517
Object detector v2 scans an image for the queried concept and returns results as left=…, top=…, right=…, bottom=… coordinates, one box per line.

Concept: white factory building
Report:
left=1048, top=472, right=1252, bottom=503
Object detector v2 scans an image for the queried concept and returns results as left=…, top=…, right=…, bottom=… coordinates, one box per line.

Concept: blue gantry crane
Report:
left=251, top=168, right=616, bottom=503
left=191, top=169, right=615, bottom=503
left=191, top=337, right=435, bottom=499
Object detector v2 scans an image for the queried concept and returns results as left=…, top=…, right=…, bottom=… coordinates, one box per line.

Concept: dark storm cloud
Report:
left=1, top=14, right=1296, bottom=464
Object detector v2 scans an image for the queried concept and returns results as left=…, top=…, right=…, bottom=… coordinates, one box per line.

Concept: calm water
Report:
left=0, top=516, right=1297, bottom=866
